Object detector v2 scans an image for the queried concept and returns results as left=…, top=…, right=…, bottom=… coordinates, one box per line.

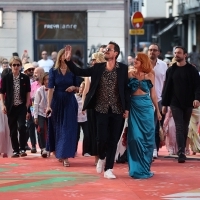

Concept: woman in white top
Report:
left=33, top=72, right=49, bottom=158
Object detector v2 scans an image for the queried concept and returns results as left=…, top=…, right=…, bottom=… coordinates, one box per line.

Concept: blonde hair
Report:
left=9, top=56, right=22, bottom=67
left=169, top=57, right=176, bottom=67
left=2, top=58, right=8, bottom=63
left=92, top=52, right=106, bottom=63
left=42, top=72, right=49, bottom=85
left=54, top=48, right=65, bottom=70
left=137, top=53, right=152, bottom=73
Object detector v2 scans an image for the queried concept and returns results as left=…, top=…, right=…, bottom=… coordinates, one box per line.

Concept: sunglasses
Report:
left=105, top=48, right=115, bottom=52
left=2, top=62, right=8, bottom=64
left=12, top=64, right=20, bottom=67
left=148, top=49, right=158, bottom=52
left=27, top=68, right=34, bottom=71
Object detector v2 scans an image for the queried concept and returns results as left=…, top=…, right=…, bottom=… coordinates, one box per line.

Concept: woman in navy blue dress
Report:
left=46, top=49, right=78, bottom=167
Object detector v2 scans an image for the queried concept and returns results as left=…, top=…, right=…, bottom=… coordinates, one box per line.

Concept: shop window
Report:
left=35, top=12, right=87, bottom=40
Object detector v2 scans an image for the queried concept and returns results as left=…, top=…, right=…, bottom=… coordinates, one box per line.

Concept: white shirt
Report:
left=75, top=94, right=87, bottom=122
left=0, top=66, right=3, bottom=74
left=33, top=86, right=48, bottom=118
left=38, top=59, right=54, bottom=72
left=153, top=59, right=168, bottom=102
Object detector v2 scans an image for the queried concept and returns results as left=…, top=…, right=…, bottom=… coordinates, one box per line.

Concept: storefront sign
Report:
left=43, top=24, right=77, bottom=29
left=35, top=12, right=87, bottom=40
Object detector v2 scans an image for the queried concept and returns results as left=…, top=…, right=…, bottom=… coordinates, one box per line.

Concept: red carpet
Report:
left=0, top=145, right=200, bottom=200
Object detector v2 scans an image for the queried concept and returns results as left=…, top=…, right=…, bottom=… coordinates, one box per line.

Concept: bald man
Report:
left=51, top=51, right=58, bottom=64
left=31, top=67, right=45, bottom=99
left=38, top=51, right=54, bottom=72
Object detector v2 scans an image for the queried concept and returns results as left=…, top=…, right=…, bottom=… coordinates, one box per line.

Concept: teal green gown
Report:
left=127, top=78, right=155, bottom=179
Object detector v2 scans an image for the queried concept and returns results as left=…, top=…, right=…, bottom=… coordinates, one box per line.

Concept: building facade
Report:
left=0, top=0, right=125, bottom=64
left=166, top=0, right=200, bottom=53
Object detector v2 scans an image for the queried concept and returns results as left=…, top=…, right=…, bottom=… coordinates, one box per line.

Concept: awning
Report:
left=153, top=17, right=182, bottom=38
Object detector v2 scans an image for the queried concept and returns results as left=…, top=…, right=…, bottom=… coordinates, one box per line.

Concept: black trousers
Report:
left=7, top=104, right=27, bottom=153
left=95, top=110, right=124, bottom=171
left=76, top=121, right=90, bottom=155
left=26, top=114, right=36, bottom=147
left=37, top=115, right=48, bottom=150
left=154, top=100, right=165, bottom=151
left=170, top=105, right=193, bottom=155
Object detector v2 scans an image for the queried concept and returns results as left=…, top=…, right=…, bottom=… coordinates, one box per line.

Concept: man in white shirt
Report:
left=38, top=51, right=54, bottom=72
left=148, top=44, right=168, bottom=158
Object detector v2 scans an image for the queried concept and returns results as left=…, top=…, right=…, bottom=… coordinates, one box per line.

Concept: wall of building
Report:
left=142, top=0, right=166, bottom=19
left=0, top=10, right=125, bottom=62
left=0, top=12, right=17, bottom=59
left=17, top=12, right=33, bottom=61
left=0, top=1, right=125, bottom=62
left=1, top=0, right=124, bottom=11
left=87, top=10, right=125, bottom=62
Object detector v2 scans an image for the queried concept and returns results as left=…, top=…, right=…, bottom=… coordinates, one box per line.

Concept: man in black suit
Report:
left=64, top=41, right=130, bottom=179
left=0, top=56, right=31, bottom=157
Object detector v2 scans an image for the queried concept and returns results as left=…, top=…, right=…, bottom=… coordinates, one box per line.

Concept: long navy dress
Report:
left=47, top=68, right=78, bottom=159
left=127, top=78, right=155, bottom=179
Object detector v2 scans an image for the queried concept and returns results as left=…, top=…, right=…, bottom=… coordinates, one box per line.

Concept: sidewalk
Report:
left=0, top=145, right=200, bottom=200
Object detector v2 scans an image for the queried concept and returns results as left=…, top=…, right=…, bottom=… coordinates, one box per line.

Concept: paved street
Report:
left=0, top=145, right=200, bottom=200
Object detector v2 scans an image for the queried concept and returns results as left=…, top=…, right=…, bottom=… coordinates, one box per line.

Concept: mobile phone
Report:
left=46, top=110, right=51, bottom=117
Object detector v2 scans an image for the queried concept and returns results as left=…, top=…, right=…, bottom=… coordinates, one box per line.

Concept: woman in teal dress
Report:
left=127, top=53, right=162, bottom=179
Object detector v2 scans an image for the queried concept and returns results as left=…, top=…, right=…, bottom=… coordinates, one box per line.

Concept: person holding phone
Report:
left=46, top=48, right=79, bottom=167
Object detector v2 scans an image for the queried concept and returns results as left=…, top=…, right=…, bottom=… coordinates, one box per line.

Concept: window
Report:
left=35, top=12, right=87, bottom=40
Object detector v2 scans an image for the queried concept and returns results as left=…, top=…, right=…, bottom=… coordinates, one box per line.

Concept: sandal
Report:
left=3, top=153, right=8, bottom=158
left=63, top=159, right=70, bottom=167
left=58, top=159, right=63, bottom=162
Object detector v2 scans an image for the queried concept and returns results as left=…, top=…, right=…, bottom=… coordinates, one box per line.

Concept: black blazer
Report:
left=65, top=60, right=130, bottom=112
left=0, top=71, right=31, bottom=114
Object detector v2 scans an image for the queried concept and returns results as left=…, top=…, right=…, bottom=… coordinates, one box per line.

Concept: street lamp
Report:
left=0, top=8, right=3, bottom=28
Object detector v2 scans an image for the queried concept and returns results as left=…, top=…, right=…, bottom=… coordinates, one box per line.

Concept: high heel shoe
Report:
left=63, top=159, right=70, bottom=167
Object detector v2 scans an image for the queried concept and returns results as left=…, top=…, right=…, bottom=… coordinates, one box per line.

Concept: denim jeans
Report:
left=170, top=105, right=193, bottom=155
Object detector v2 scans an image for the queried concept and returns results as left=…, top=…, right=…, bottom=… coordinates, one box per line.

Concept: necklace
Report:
left=60, top=66, right=67, bottom=70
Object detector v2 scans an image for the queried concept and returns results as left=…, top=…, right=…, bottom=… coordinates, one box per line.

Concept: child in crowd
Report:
left=33, top=72, right=49, bottom=158
left=163, top=107, right=178, bottom=155
left=0, top=68, right=13, bottom=157
left=75, top=81, right=90, bottom=156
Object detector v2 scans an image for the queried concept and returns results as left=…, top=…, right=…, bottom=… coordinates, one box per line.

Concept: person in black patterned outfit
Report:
left=0, top=56, right=31, bottom=158
left=64, top=42, right=130, bottom=179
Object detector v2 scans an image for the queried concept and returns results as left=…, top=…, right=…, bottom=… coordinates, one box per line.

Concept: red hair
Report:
left=137, top=53, right=152, bottom=73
